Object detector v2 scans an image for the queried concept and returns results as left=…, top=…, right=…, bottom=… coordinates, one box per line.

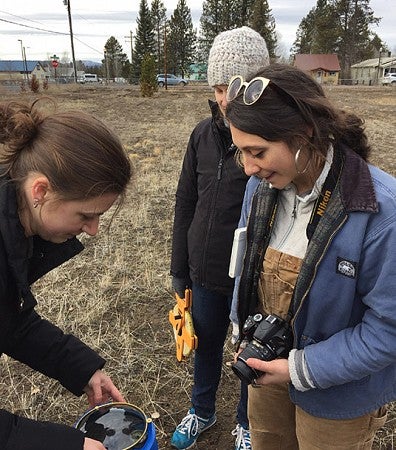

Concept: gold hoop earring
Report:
left=294, top=147, right=310, bottom=175
left=33, top=198, right=39, bottom=208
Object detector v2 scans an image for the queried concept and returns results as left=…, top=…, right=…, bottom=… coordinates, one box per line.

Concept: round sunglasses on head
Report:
left=226, top=75, right=271, bottom=105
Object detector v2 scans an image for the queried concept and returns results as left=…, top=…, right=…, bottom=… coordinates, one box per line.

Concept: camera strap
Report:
left=286, top=148, right=344, bottom=321
left=306, top=147, right=343, bottom=241
left=239, top=147, right=343, bottom=328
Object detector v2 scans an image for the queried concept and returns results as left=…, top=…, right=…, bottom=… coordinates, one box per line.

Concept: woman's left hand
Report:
left=246, top=358, right=291, bottom=385
left=83, top=370, right=125, bottom=407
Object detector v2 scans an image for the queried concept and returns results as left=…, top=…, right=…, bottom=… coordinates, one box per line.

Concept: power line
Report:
left=0, top=16, right=104, bottom=57
left=0, top=17, right=69, bottom=35
left=73, top=36, right=104, bottom=55
left=0, top=9, right=46, bottom=25
left=0, top=9, right=135, bottom=60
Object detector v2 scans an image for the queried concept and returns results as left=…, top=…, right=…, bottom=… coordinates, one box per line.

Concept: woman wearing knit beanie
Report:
left=170, top=26, right=269, bottom=450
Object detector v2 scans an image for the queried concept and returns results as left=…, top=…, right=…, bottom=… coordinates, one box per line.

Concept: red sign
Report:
left=51, top=60, right=59, bottom=68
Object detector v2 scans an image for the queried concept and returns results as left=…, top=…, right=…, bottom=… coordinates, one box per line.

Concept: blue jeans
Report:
left=191, top=283, right=249, bottom=429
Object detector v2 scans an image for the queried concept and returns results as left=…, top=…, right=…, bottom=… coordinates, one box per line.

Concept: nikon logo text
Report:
left=317, top=190, right=331, bottom=216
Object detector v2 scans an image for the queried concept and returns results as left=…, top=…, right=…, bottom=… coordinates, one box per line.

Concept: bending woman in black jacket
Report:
left=0, top=99, right=131, bottom=450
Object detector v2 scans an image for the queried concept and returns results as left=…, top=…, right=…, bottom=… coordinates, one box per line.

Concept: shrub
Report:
left=140, top=54, right=157, bottom=98
left=29, top=75, right=40, bottom=93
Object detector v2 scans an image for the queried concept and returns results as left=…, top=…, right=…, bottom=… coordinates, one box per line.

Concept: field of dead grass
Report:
left=0, top=82, right=395, bottom=449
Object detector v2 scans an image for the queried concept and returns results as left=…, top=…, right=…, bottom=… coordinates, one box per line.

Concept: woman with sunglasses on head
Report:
left=170, top=27, right=269, bottom=450
left=0, top=99, right=131, bottom=450
left=226, top=63, right=396, bottom=449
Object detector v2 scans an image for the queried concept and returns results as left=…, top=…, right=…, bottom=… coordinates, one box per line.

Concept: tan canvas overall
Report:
left=248, top=247, right=387, bottom=450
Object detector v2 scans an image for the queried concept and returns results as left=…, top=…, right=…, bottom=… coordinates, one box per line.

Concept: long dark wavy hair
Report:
left=226, top=63, right=371, bottom=162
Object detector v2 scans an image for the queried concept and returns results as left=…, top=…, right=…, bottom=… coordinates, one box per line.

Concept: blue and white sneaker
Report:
left=232, top=424, right=252, bottom=450
left=171, top=408, right=216, bottom=449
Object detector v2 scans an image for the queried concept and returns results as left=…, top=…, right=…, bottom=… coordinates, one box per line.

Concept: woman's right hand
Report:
left=84, top=438, right=106, bottom=450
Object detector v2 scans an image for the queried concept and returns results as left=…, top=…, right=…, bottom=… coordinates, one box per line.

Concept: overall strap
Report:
left=237, top=181, right=279, bottom=326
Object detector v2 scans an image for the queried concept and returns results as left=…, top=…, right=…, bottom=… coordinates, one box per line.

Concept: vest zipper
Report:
left=291, top=216, right=348, bottom=338
left=277, top=196, right=298, bottom=249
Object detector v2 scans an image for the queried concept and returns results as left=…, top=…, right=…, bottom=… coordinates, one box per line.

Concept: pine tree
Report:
left=334, top=0, right=379, bottom=77
left=167, top=0, right=196, bottom=77
left=198, top=0, right=234, bottom=62
left=103, top=36, right=129, bottom=79
left=292, top=7, right=315, bottom=55
left=151, top=0, right=167, bottom=73
left=133, top=0, right=156, bottom=80
left=140, top=53, right=158, bottom=97
left=311, top=0, right=339, bottom=53
left=249, top=0, right=278, bottom=60
left=292, top=0, right=381, bottom=78
left=292, top=1, right=338, bottom=55
left=233, top=0, right=255, bottom=27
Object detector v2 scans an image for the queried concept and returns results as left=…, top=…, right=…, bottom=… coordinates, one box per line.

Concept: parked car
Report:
left=79, top=73, right=99, bottom=83
left=381, top=73, right=396, bottom=85
left=156, top=74, right=188, bottom=87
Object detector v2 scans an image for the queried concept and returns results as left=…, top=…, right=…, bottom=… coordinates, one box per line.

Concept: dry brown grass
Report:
left=0, top=83, right=395, bottom=449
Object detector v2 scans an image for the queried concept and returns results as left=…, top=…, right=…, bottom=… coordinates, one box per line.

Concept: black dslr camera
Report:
left=232, top=313, right=293, bottom=385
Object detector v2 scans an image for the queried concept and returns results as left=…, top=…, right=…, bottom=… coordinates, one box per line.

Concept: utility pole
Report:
left=104, top=48, right=110, bottom=84
left=63, top=0, right=77, bottom=83
left=18, top=39, right=28, bottom=82
left=23, top=46, right=29, bottom=82
left=164, top=23, right=168, bottom=90
left=124, top=30, right=133, bottom=65
left=377, top=47, right=383, bottom=85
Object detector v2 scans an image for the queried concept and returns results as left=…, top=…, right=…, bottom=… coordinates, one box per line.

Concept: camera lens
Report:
left=232, top=342, right=270, bottom=384
left=232, top=359, right=259, bottom=385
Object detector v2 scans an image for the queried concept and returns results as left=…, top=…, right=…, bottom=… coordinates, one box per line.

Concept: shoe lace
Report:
left=177, top=412, right=201, bottom=437
left=232, top=425, right=251, bottom=450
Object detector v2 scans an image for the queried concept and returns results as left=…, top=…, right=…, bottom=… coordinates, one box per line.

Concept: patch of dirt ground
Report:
left=0, top=83, right=395, bottom=449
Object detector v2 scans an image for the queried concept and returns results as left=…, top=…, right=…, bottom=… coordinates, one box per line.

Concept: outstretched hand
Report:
left=84, top=438, right=106, bottom=450
left=83, top=370, right=125, bottom=408
left=246, top=358, right=291, bottom=385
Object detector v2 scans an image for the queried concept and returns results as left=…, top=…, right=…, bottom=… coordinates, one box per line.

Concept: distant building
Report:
left=351, top=56, right=396, bottom=85
left=188, top=63, right=208, bottom=81
left=0, top=60, right=49, bottom=83
left=293, top=54, right=341, bottom=85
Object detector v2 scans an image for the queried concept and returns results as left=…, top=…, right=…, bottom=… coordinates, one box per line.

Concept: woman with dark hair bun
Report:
left=227, top=64, right=396, bottom=449
left=0, top=99, right=132, bottom=450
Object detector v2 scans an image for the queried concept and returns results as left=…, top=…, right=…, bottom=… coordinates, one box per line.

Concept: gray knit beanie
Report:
left=207, top=26, right=270, bottom=87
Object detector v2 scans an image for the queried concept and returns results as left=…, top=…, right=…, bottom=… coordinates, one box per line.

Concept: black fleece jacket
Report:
left=171, top=101, right=249, bottom=296
left=0, top=175, right=105, bottom=450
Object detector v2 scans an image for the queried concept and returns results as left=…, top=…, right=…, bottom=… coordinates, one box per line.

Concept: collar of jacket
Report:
left=340, top=145, right=378, bottom=213
left=290, top=145, right=378, bottom=318
left=208, top=98, right=220, bottom=118
left=208, top=99, right=229, bottom=129
left=208, top=99, right=234, bottom=153
left=0, top=175, right=84, bottom=307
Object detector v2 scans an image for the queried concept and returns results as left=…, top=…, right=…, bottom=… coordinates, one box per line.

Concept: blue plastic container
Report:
left=137, top=420, right=158, bottom=450
left=74, top=402, right=158, bottom=450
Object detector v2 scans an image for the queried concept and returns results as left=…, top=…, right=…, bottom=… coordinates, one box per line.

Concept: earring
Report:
left=33, top=198, right=39, bottom=208
left=294, top=147, right=310, bottom=175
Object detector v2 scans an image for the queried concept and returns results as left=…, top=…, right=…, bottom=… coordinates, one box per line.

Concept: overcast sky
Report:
left=1, top=0, right=395, bottom=63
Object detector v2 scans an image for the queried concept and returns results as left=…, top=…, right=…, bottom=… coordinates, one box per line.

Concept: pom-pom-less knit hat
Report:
left=207, top=26, right=270, bottom=87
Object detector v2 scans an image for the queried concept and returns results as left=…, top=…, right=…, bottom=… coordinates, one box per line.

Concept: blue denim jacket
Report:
left=233, top=147, right=396, bottom=419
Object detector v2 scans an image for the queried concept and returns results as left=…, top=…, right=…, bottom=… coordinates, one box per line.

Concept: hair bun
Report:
left=0, top=101, right=41, bottom=152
